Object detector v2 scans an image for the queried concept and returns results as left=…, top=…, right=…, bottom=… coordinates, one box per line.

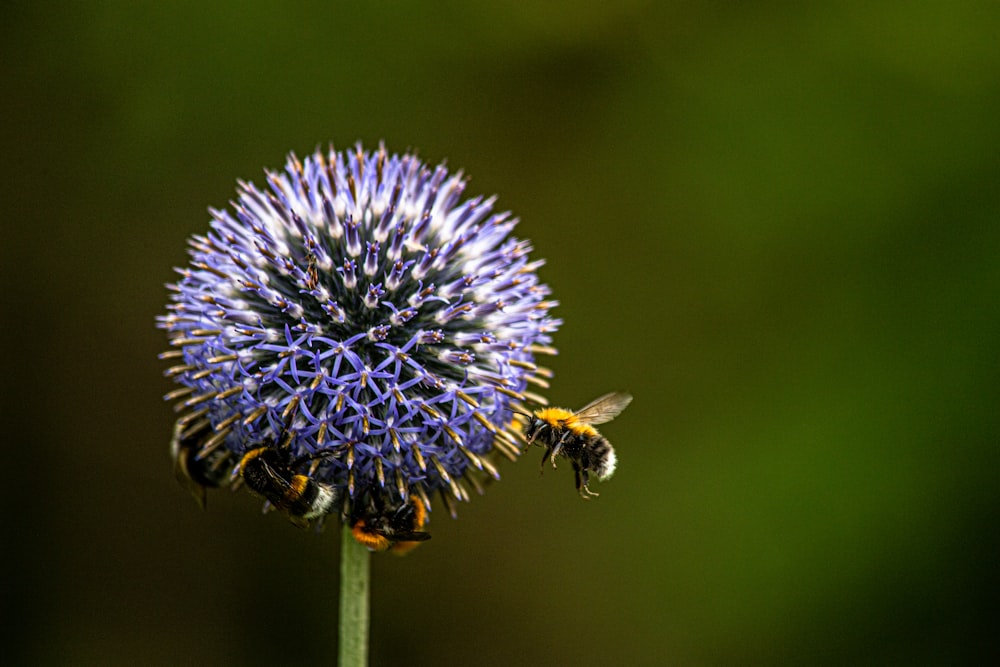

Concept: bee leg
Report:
left=539, top=448, right=552, bottom=474
left=575, top=466, right=599, bottom=499
left=548, top=430, right=572, bottom=469
left=548, top=442, right=562, bottom=469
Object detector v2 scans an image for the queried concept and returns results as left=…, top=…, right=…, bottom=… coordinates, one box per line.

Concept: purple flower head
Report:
left=159, top=143, right=559, bottom=527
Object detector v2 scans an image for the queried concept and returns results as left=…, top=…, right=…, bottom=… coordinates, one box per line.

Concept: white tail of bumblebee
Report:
left=598, top=448, right=617, bottom=480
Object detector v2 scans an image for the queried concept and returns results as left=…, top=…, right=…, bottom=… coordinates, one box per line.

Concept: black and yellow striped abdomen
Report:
left=238, top=446, right=337, bottom=523
left=525, top=404, right=620, bottom=497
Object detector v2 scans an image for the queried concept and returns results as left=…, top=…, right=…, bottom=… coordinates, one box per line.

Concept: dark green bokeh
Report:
left=4, top=2, right=998, bottom=665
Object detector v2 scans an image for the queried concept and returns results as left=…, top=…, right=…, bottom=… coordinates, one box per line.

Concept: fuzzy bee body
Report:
left=524, top=392, right=632, bottom=497
left=171, top=419, right=232, bottom=509
left=237, top=446, right=338, bottom=527
left=349, top=491, right=431, bottom=555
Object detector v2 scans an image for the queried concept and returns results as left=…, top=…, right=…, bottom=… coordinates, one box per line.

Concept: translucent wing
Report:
left=392, top=531, right=432, bottom=542
left=573, top=392, right=633, bottom=425
left=256, top=456, right=299, bottom=496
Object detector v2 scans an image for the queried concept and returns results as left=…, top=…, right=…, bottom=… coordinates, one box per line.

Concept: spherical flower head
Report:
left=159, top=143, right=560, bottom=527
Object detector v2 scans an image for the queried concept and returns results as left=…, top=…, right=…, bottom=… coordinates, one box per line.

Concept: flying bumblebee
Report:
left=171, top=419, right=232, bottom=509
left=349, top=490, right=431, bottom=555
left=523, top=391, right=633, bottom=498
left=237, top=443, right=338, bottom=528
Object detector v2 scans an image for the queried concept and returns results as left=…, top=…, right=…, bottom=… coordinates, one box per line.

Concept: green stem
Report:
left=339, top=525, right=370, bottom=667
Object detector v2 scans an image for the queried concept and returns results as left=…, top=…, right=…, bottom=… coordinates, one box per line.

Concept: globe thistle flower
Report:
left=159, top=143, right=559, bottom=539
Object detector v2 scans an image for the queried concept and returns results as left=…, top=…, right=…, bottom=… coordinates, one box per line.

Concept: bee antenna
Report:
left=509, top=407, right=532, bottom=418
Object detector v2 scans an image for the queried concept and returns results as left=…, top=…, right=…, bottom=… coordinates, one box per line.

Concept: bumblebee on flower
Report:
left=159, top=143, right=560, bottom=551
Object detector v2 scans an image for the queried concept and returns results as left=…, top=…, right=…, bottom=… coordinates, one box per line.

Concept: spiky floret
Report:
left=159, top=143, right=559, bottom=527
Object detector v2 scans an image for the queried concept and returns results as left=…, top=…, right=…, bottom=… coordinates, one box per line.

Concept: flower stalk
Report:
left=339, top=526, right=370, bottom=667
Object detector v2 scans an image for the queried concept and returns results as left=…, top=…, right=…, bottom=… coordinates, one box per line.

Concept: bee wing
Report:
left=393, top=531, right=432, bottom=542
left=573, top=392, right=633, bottom=425
left=258, top=457, right=298, bottom=495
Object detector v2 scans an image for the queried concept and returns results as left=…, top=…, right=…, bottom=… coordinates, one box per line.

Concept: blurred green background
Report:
left=4, top=2, right=999, bottom=665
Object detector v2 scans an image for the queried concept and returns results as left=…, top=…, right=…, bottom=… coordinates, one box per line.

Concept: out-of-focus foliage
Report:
left=3, top=2, right=997, bottom=665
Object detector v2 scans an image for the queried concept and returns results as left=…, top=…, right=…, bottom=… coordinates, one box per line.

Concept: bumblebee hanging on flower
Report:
left=523, top=392, right=632, bottom=497
left=170, top=418, right=233, bottom=509
left=348, top=489, right=431, bottom=555
left=237, top=440, right=339, bottom=528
